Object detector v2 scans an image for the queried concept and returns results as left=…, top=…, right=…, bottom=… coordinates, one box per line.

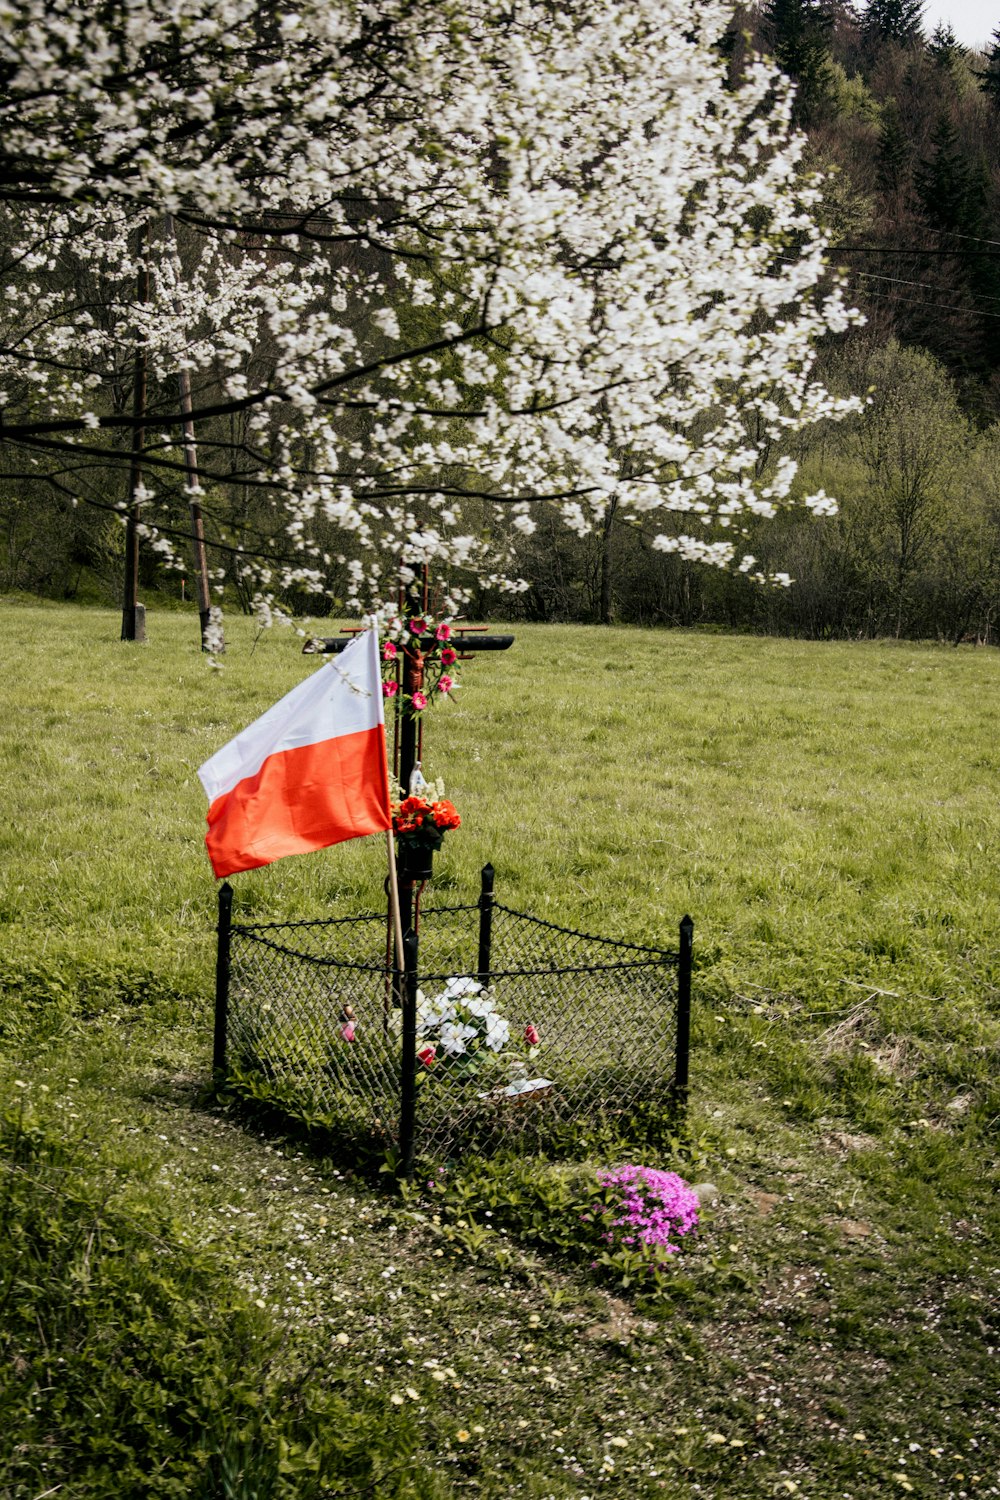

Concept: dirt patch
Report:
left=821, top=1129, right=879, bottom=1156
left=823, top=1216, right=873, bottom=1240
left=583, top=1295, right=644, bottom=1343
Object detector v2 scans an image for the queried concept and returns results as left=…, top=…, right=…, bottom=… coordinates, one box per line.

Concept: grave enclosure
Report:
left=212, top=599, right=692, bottom=1167
left=213, top=867, right=693, bottom=1170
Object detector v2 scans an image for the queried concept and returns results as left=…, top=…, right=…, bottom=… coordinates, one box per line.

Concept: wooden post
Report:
left=396, top=633, right=425, bottom=931
left=399, top=639, right=424, bottom=796
left=121, top=221, right=149, bottom=642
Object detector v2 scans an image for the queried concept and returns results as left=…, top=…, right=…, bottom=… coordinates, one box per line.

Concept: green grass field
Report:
left=1, top=601, right=997, bottom=1498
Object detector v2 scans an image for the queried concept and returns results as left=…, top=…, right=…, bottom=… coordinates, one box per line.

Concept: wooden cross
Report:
left=303, top=623, right=514, bottom=793
left=303, top=576, right=513, bottom=928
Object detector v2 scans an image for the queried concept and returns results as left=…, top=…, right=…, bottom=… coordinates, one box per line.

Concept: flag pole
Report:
left=385, top=828, right=406, bottom=1038
left=386, top=829, right=406, bottom=972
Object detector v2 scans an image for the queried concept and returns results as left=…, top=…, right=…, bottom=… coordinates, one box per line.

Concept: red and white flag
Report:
left=197, top=629, right=391, bottom=878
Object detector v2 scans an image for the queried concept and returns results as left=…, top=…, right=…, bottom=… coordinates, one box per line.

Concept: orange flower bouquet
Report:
left=392, top=793, right=461, bottom=858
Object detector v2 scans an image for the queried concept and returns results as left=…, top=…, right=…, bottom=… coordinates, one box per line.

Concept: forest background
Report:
left=5, top=0, right=1000, bottom=645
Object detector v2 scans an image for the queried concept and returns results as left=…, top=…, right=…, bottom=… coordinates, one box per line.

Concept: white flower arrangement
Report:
left=413, top=977, right=510, bottom=1077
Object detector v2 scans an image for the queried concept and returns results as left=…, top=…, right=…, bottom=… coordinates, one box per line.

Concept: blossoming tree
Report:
left=0, top=0, right=861, bottom=643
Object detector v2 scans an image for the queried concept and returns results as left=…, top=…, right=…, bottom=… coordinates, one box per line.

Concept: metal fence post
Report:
left=674, top=915, right=693, bottom=1116
left=399, top=927, right=419, bottom=1177
left=213, top=881, right=233, bottom=1079
left=477, top=862, right=495, bottom=984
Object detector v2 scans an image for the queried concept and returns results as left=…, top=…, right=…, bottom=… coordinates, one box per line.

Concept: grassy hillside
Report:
left=1, top=602, right=997, bottom=1498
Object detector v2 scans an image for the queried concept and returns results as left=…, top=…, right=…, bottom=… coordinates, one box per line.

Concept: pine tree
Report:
left=761, top=0, right=836, bottom=125
left=976, top=27, right=1000, bottom=110
left=929, top=22, right=966, bottom=69
left=862, top=0, right=924, bottom=46
left=877, top=99, right=908, bottom=194
left=915, top=115, right=978, bottom=236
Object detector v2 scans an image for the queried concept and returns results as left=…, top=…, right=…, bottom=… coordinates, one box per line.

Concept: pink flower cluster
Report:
left=594, top=1164, right=699, bottom=1262
left=380, top=616, right=460, bottom=711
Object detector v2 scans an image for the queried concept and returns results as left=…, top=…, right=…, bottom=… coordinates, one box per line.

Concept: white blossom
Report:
left=0, top=0, right=863, bottom=627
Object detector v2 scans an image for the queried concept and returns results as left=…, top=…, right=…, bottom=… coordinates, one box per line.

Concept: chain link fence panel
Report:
left=218, top=875, right=690, bottom=1165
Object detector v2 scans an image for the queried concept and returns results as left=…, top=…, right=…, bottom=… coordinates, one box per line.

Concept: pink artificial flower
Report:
left=436, top=675, right=453, bottom=694
left=340, top=1023, right=356, bottom=1043
left=383, top=641, right=397, bottom=660
left=440, top=646, right=457, bottom=666
left=408, top=617, right=427, bottom=636
left=524, top=1023, right=540, bottom=1047
left=382, top=680, right=398, bottom=698
left=417, top=1045, right=436, bottom=1068
left=410, top=690, right=427, bottom=711
left=435, top=622, right=451, bottom=641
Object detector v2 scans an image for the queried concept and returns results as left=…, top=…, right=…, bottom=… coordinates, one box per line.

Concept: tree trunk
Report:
left=598, top=496, right=618, bottom=625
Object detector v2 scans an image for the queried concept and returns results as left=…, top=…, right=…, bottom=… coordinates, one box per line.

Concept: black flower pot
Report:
left=397, top=842, right=434, bottom=883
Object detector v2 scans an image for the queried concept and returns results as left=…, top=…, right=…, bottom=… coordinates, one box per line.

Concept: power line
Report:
left=835, top=224, right=1000, bottom=254
left=849, top=267, right=1000, bottom=308
left=834, top=245, right=1000, bottom=257
left=862, top=287, right=1000, bottom=321
left=774, top=250, right=1000, bottom=314
left=911, top=223, right=1000, bottom=251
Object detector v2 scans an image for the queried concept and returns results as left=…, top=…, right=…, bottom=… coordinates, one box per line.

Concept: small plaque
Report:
left=479, top=1077, right=554, bottom=1102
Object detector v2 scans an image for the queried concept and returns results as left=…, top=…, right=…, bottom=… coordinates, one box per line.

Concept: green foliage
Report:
left=875, top=97, right=908, bottom=191
left=928, top=22, right=967, bottom=70
left=0, top=1105, right=426, bottom=1499
left=409, top=1147, right=710, bottom=1296
left=0, top=606, right=997, bottom=1496
left=825, top=62, right=881, bottom=123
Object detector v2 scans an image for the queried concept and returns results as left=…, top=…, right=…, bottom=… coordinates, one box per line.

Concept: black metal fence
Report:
left=214, top=867, right=692, bottom=1169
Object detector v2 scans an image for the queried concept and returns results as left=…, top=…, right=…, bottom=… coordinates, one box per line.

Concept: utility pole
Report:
left=121, top=222, right=149, bottom=642
left=166, top=214, right=218, bottom=652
